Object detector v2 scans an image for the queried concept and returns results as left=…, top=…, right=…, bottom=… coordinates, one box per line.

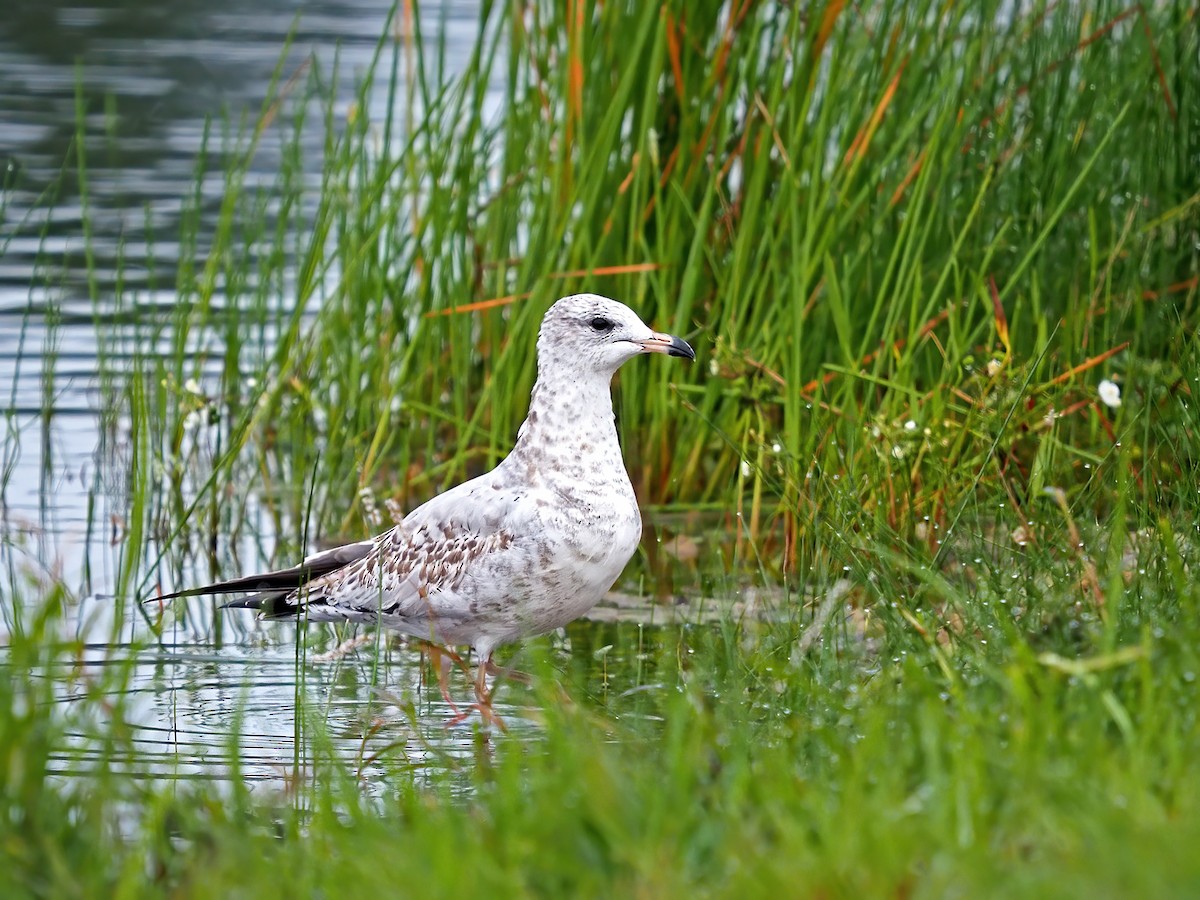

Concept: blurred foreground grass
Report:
left=3, top=0, right=1200, bottom=895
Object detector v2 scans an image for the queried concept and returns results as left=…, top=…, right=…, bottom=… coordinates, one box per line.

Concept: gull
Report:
left=155, top=294, right=695, bottom=724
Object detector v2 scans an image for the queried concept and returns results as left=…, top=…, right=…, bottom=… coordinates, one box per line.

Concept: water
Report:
left=0, top=0, right=487, bottom=594
left=28, top=619, right=689, bottom=791
left=0, top=0, right=526, bottom=782
left=46, top=638, right=533, bottom=788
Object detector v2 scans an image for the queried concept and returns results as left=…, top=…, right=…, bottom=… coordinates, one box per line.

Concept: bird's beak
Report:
left=636, top=331, right=696, bottom=360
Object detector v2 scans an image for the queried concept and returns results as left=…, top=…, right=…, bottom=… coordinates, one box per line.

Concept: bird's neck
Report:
left=508, top=371, right=625, bottom=475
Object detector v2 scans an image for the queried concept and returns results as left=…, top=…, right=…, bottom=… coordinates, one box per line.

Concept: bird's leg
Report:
left=414, top=639, right=470, bottom=714
left=445, top=654, right=508, bottom=731
left=474, top=656, right=491, bottom=704
left=484, top=659, right=531, bottom=685
left=431, top=646, right=460, bottom=715
left=435, top=650, right=507, bottom=731
left=471, top=654, right=508, bottom=732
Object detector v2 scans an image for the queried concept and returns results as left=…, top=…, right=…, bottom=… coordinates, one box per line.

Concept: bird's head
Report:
left=536, top=293, right=695, bottom=378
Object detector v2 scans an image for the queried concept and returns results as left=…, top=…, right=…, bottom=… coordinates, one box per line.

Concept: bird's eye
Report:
left=589, top=316, right=615, bottom=332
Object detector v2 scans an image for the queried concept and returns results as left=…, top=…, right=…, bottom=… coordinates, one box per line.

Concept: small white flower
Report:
left=904, top=420, right=918, bottom=432
left=740, top=459, right=752, bottom=478
left=771, top=442, right=782, bottom=453
left=891, top=445, right=905, bottom=460
left=183, top=378, right=204, bottom=396
left=1098, top=379, right=1121, bottom=408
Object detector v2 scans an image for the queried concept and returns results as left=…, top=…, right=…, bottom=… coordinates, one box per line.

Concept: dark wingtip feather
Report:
left=146, top=568, right=308, bottom=604
left=220, top=593, right=301, bottom=620
left=146, top=539, right=373, bottom=607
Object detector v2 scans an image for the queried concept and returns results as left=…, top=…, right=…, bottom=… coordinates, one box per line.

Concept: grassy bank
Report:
left=4, top=0, right=1200, bottom=895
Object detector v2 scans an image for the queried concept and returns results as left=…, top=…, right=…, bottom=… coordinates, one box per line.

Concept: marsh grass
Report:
left=2, top=0, right=1200, bottom=895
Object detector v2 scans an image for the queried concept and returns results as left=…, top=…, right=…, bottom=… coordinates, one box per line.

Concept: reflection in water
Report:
left=49, top=639, right=534, bottom=790
left=38, top=619, right=678, bottom=791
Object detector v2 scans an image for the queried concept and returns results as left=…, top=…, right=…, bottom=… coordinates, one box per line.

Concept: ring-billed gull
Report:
left=155, top=294, right=695, bottom=724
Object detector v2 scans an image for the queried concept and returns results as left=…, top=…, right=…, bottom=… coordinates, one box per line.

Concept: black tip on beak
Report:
left=638, top=331, right=697, bottom=360
left=667, top=335, right=696, bottom=360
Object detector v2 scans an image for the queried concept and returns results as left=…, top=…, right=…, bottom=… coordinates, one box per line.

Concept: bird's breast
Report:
left=538, top=479, right=640, bottom=586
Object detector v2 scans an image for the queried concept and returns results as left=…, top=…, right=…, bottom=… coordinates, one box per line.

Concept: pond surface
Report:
left=48, top=638, right=531, bottom=790
left=27, top=614, right=706, bottom=792
left=0, top=0, right=543, bottom=785
left=0, top=0, right=487, bottom=592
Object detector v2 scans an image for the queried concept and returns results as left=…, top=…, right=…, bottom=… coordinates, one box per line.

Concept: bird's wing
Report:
left=297, top=474, right=533, bottom=622
left=152, top=471, right=538, bottom=624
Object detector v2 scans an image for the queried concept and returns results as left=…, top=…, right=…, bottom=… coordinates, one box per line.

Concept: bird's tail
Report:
left=147, top=539, right=375, bottom=616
